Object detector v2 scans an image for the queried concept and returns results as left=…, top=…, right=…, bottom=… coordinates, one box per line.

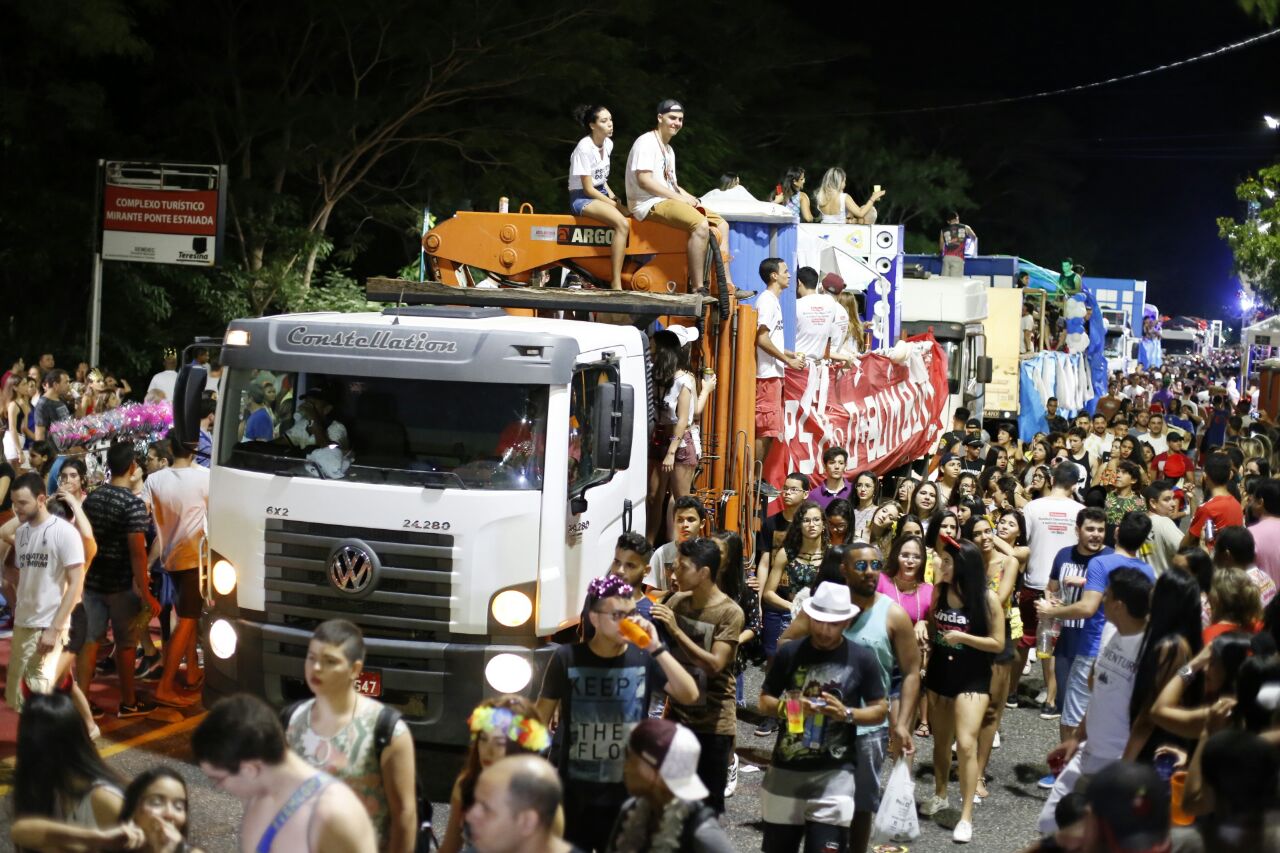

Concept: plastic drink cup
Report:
left=1169, top=771, right=1194, bottom=826
left=784, top=689, right=805, bottom=735
left=618, top=617, right=650, bottom=648
left=1036, top=615, right=1060, bottom=660
left=1153, top=752, right=1178, bottom=782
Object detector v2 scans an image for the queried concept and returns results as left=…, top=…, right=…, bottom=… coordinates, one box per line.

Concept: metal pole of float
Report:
left=89, top=159, right=105, bottom=365
left=89, top=252, right=104, bottom=365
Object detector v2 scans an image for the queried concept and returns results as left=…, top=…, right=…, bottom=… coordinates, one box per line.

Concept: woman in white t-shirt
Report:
left=567, top=104, right=630, bottom=290
left=812, top=167, right=885, bottom=225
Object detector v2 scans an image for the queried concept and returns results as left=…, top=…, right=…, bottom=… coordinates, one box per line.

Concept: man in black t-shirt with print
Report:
left=759, top=581, right=886, bottom=852
left=79, top=442, right=158, bottom=718
left=33, top=369, right=72, bottom=441
left=536, top=575, right=697, bottom=852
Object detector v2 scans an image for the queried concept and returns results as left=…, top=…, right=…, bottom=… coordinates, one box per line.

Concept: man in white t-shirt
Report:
left=1037, top=568, right=1151, bottom=833
left=1137, top=410, right=1170, bottom=456
left=146, top=348, right=180, bottom=402
left=4, top=473, right=85, bottom=711
left=754, top=258, right=805, bottom=471
left=1021, top=302, right=1035, bottom=354
left=142, top=430, right=210, bottom=708
left=624, top=99, right=729, bottom=294
left=792, top=267, right=850, bottom=363
left=1009, top=463, right=1085, bottom=707
left=1142, top=481, right=1184, bottom=575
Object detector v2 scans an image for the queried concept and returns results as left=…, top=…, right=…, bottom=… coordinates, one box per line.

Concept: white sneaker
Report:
left=724, top=752, right=739, bottom=799
left=1023, top=656, right=1033, bottom=676
left=919, top=794, right=949, bottom=816
left=953, top=819, right=973, bottom=843
left=1035, top=689, right=1048, bottom=705
left=993, top=731, right=1001, bottom=749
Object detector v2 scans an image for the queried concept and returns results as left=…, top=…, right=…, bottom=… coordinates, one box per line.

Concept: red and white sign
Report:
left=763, top=334, right=949, bottom=488
left=355, top=669, right=383, bottom=697
left=101, top=161, right=225, bottom=266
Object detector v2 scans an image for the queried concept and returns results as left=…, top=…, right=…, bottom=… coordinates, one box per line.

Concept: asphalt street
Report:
left=0, top=664, right=1058, bottom=852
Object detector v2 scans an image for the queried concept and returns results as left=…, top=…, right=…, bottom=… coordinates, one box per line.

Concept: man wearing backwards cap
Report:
left=793, top=266, right=852, bottom=364
left=604, top=718, right=735, bottom=853
left=624, top=99, right=730, bottom=295
left=758, top=581, right=887, bottom=853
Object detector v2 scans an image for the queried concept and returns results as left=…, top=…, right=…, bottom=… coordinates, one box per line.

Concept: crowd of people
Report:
left=5, top=320, right=1280, bottom=852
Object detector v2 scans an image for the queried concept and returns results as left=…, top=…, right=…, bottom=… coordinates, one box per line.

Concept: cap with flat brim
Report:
left=657, top=99, right=684, bottom=115
left=630, top=719, right=709, bottom=801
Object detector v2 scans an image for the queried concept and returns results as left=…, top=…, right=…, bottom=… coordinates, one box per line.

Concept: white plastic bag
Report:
left=871, top=758, right=921, bottom=843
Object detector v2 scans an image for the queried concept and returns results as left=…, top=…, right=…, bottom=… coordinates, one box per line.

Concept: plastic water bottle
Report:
left=1203, top=517, right=1216, bottom=546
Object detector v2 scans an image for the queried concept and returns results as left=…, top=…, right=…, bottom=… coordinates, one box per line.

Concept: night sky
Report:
left=800, top=2, right=1278, bottom=321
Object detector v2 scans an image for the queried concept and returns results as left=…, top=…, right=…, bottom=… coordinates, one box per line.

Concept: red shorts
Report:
left=1017, top=586, right=1042, bottom=650
left=756, top=377, right=783, bottom=440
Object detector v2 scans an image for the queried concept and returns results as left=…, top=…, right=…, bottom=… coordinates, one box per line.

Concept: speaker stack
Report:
left=866, top=225, right=903, bottom=350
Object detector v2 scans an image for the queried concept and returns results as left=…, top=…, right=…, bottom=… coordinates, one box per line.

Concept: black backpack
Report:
left=280, top=700, right=435, bottom=852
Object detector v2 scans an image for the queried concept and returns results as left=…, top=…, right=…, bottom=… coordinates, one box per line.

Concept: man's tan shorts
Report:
left=647, top=200, right=725, bottom=234
left=5, top=625, right=69, bottom=711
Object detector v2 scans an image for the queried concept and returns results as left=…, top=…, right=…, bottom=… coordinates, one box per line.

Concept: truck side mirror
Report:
left=976, top=356, right=994, bottom=384
left=591, top=382, right=634, bottom=472
left=172, top=364, right=208, bottom=448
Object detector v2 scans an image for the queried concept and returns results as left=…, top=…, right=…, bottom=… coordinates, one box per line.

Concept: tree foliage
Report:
left=1218, top=163, right=1280, bottom=308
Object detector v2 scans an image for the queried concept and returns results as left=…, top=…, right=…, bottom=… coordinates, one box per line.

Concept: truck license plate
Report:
left=355, top=670, right=382, bottom=697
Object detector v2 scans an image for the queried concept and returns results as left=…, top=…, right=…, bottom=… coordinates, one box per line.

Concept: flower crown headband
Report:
left=467, top=705, right=550, bottom=753
left=587, top=574, right=634, bottom=603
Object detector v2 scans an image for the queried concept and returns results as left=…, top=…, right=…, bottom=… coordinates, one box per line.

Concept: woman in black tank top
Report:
left=920, top=537, right=1004, bottom=844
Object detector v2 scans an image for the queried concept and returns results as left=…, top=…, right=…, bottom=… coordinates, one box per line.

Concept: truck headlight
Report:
left=209, top=619, right=238, bottom=659
left=485, top=653, right=532, bottom=693
left=212, top=559, right=237, bottom=596
left=491, top=590, right=533, bottom=628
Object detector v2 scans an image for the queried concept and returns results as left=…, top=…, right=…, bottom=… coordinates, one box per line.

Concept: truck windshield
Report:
left=217, top=368, right=549, bottom=490
left=1104, top=331, right=1124, bottom=357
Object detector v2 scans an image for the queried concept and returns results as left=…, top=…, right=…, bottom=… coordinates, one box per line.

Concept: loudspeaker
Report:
left=874, top=256, right=893, bottom=274
left=872, top=225, right=902, bottom=254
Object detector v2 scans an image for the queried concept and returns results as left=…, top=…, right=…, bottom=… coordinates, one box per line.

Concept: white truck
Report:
left=1160, top=326, right=1207, bottom=359
left=172, top=288, right=725, bottom=785
left=1102, top=309, right=1133, bottom=375
left=899, top=277, right=993, bottom=425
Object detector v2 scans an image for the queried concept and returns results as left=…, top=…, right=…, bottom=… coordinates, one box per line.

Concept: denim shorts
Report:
left=83, top=588, right=142, bottom=646
left=1061, top=655, right=1096, bottom=728
left=569, top=185, right=607, bottom=215
left=762, top=607, right=792, bottom=659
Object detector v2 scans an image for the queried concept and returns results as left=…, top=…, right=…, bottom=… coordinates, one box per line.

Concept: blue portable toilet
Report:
left=700, top=187, right=799, bottom=348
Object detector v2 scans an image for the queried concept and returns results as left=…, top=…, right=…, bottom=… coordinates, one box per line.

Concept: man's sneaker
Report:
left=136, top=654, right=163, bottom=681
left=1005, top=694, right=1019, bottom=710
left=953, top=819, right=973, bottom=843
left=89, top=702, right=106, bottom=720
left=117, top=699, right=157, bottom=719
left=724, top=753, right=739, bottom=799
left=993, top=731, right=1001, bottom=749
left=1037, top=773, right=1058, bottom=790
left=918, top=794, right=949, bottom=816
left=1023, top=655, right=1033, bottom=676
left=1039, top=703, right=1061, bottom=720
left=1035, top=689, right=1049, bottom=705
left=754, top=717, right=778, bottom=737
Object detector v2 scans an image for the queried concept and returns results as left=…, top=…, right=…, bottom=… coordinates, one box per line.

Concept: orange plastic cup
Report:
left=1169, top=771, right=1194, bottom=826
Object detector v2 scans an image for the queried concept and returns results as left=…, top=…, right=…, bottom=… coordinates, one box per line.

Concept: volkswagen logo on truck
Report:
left=326, top=540, right=381, bottom=597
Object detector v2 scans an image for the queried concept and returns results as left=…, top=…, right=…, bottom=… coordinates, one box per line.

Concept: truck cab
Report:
left=182, top=303, right=653, bottom=773
left=1102, top=309, right=1132, bottom=375
left=899, top=277, right=992, bottom=426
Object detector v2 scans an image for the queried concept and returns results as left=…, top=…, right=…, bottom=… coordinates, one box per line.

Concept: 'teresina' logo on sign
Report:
left=556, top=225, right=613, bottom=246
left=285, top=326, right=459, bottom=354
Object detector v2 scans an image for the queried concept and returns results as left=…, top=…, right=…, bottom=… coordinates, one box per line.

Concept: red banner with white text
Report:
left=763, top=333, right=949, bottom=489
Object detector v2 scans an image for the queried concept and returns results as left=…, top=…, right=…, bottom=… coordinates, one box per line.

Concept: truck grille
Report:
left=263, top=519, right=453, bottom=640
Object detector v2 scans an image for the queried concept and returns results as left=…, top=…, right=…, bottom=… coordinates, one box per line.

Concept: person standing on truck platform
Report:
left=624, top=99, right=730, bottom=295
left=143, top=428, right=209, bottom=708
left=536, top=575, right=698, bottom=852
left=754, top=258, right=806, bottom=475
left=812, top=168, right=884, bottom=225
left=567, top=105, right=630, bottom=291
left=649, top=537, right=744, bottom=814
left=284, top=620, right=418, bottom=853
left=939, top=212, right=976, bottom=278
left=793, top=266, right=850, bottom=365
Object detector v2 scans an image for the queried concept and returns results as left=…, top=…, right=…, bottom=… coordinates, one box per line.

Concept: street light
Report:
left=1266, top=115, right=1280, bottom=130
